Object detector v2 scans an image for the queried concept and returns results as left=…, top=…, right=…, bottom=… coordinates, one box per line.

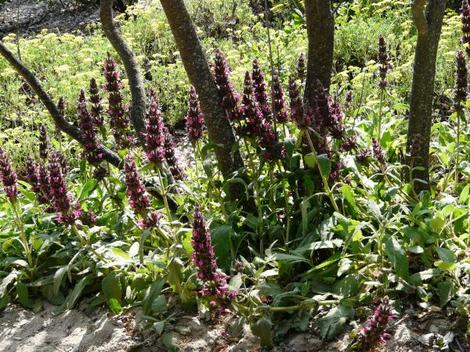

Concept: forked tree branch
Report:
left=0, top=41, right=122, bottom=167
left=100, top=0, right=147, bottom=140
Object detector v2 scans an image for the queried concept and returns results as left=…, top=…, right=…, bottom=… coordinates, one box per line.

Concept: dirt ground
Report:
left=0, top=302, right=468, bottom=352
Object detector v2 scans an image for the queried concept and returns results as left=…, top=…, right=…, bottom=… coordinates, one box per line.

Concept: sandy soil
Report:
left=1, top=302, right=468, bottom=352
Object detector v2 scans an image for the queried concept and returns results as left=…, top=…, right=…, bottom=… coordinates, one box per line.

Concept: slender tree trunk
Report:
left=159, top=0, right=244, bottom=181
left=100, top=0, right=147, bottom=139
left=407, top=0, right=446, bottom=192
left=0, top=41, right=122, bottom=167
left=304, top=0, right=334, bottom=108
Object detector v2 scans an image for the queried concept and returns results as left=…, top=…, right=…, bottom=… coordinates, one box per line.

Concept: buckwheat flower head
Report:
left=124, top=155, right=150, bottom=216
left=186, top=86, right=204, bottom=143
left=213, top=49, right=240, bottom=121
left=0, top=148, right=18, bottom=202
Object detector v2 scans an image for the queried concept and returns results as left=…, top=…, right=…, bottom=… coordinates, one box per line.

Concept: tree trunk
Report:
left=407, top=0, right=446, bottom=192
left=0, top=41, right=122, bottom=168
left=100, top=0, right=147, bottom=139
left=304, top=0, right=334, bottom=108
left=159, top=0, right=244, bottom=181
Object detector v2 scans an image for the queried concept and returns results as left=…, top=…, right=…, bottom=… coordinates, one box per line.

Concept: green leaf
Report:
left=55, top=275, right=93, bottom=314
left=53, top=266, right=68, bottom=296
left=102, top=273, right=122, bottom=313
left=304, top=153, right=316, bottom=169
left=436, top=280, right=456, bottom=306
left=78, top=179, right=98, bottom=200
left=151, top=295, right=167, bottom=315
left=142, top=279, right=165, bottom=315
left=317, top=154, right=331, bottom=179
left=17, top=282, right=33, bottom=309
left=251, top=316, right=273, bottom=348
left=436, top=247, right=456, bottom=263
left=317, top=303, right=354, bottom=341
left=0, top=270, right=18, bottom=296
left=211, top=225, right=233, bottom=272
left=384, top=236, right=409, bottom=279
left=459, top=184, right=469, bottom=204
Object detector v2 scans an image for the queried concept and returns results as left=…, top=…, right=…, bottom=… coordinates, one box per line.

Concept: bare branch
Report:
left=0, top=41, right=122, bottom=167
left=100, top=0, right=147, bottom=140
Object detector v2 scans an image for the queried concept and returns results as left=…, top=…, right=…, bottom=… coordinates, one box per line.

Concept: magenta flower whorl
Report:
left=186, top=86, right=204, bottom=143
left=192, top=205, right=236, bottom=312
left=103, top=53, right=131, bottom=149
left=356, top=298, right=395, bottom=351
left=372, top=138, right=385, bottom=164
left=164, top=128, right=184, bottom=180
left=39, top=125, right=49, bottom=160
left=89, top=78, right=103, bottom=126
left=37, top=164, right=51, bottom=202
left=378, top=35, right=391, bottom=89
left=341, top=135, right=357, bottom=152
left=240, top=71, right=263, bottom=137
left=271, top=70, right=288, bottom=123
left=462, top=0, right=470, bottom=49
left=48, top=151, right=77, bottom=224
left=289, top=77, right=305, bottom=127
left=345, top=90, right=353, bottom=105
left=124, top=155, right=150, bottom=216
left=252, top=59, right=271, bottom=120
left=0, top=148, right=18, bottom=202
left=139, top=210, right=161, bottom=230
left=144, top=91, right=166, bottom=166
left=78, top=89, right=104, bottom=165
left=259, top=120, right=286, bottom=162
left=24, top=157, right=48, bottom=204
left=329, top=99, right=345, bottom=140
left=454, top=50, right=468, bottom=110
left=213, top=49, right=240, bottom=121
left=297, top=53, right=306, bottom=84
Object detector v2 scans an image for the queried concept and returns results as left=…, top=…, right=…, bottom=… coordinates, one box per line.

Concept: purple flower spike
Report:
left=164, top=128, right=184, bottom=180
left=240, top=71, right=263, bottom=137
left=462, top=0, right=470, bottom=51
left=144, top=91, right=166, bottom=166
left=48, top=151, right=78, bottom=225
left=378, top=35, right=391, bottom=89
left=297, top=53, right=306, bottom=84
left=103, top=53, right=131, bottom=149
left=78, top=89, right=104, bottom=165
left=89, top=78, right=103, bottom=126
left=124, top=155, right=150, bottom=216
left=186, top=86, right=204, bottom=143
left=252, top=59, right=271, bottom=120
left=372, top=138, right=385, bottom=164
left=289, top=77, right=305, bottom=127
left=192, top=205, right=236, bottom=314
left=39, top=125, right=49, bottom=160
left=213, top=49, right=240, bottom=121
left=0, top=148, right=18, bottom=202
left=271, top=70, right=288, bottom=123
left=454, top=50, right=468, bottom=110
left=355, top=297, right=395, bottom=351
left=24, top=157, right=48, bottom=204
left=259, top=120, right=286, bottom=162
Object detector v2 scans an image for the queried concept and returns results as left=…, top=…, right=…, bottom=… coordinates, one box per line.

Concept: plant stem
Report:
left=455, top=109, right=463, bottom=187
left=11, top=201, right=33, bottom=268
left=157, top=167, right=172, bottom=222
left=377, top=87, right=385, bottom=140
left=303, top=130, right=340, bottom=213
